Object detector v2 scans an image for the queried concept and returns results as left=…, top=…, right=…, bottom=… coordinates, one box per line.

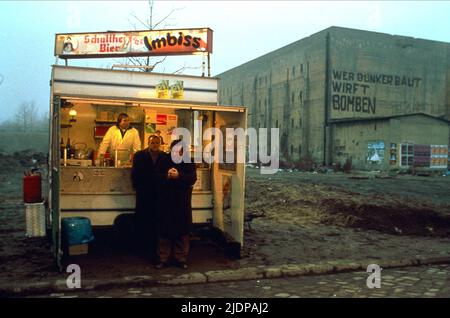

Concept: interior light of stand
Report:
left=69, top=109, right=77, bottom=122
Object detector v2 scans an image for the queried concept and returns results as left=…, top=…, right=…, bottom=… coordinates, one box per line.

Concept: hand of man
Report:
left=168, top=168, right=179, bottom=179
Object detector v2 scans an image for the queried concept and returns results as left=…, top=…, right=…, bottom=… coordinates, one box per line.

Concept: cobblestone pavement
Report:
left=34, top=264, right=450, bottom=298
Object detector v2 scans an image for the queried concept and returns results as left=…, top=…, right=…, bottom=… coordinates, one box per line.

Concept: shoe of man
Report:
left=154, top=262, right=166, bottom=269
left=177, top=262, right=188, bottom=269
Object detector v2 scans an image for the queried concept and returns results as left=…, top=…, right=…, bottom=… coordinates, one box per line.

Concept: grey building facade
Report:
left=217, top=26, right=450, bottom=170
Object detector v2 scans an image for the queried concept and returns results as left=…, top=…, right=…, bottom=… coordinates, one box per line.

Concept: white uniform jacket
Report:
left=98, top=125, right=142, bottom=156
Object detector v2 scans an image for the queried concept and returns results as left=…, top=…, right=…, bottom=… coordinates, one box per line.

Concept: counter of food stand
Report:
left=60, top=166, right=213, bottom=226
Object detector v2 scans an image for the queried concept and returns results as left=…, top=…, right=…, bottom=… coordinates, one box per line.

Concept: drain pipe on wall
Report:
left=324, top=32, right=331, bottom=166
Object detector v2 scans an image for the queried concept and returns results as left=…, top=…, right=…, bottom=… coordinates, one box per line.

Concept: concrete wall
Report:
left=331, top=115, right=449, bottom=170
left=218, top=30, right=328, bottom=162
left=218, top=26, right=450, bottom=168
left=332, top=119, right=390, bottom=170
left=328, top=27, right=450, bottom=120
left=389, top=115, right=449, bottom=145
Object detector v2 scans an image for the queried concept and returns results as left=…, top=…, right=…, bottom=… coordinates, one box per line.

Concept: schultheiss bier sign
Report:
left=55, top=28, right=213, bottom=58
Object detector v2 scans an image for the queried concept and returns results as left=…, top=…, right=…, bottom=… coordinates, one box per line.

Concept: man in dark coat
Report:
left=155, top=140, right=197, bottom=269
left=131, top=135, right=169, bottom=260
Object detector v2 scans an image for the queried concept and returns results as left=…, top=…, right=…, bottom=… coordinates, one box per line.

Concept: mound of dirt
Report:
left=245, top=176, right=450, bottom=237
left=0, top=150, right=46, bottom=174
left=13, top=150, right=46, bottom=167
left=320, top=198, right=450, bottom=236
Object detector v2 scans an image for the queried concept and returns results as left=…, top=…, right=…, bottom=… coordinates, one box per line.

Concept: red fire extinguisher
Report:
left=23, top=172, right=42, bottom=203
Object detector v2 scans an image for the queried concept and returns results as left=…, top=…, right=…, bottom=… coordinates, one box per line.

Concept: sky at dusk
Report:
left=0, top=1, right=449, bottom=119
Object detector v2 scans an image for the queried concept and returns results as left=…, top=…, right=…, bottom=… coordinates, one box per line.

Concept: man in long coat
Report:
left=155, top=140, right=197, bottom=269
left=131, top=135, right=169, bottom=260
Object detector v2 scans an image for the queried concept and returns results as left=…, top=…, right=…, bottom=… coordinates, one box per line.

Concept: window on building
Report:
left=258, top=100, right=261, bottom=111
left=264, top=99, right=267, bottom=108
left=300, top=64, right=304, bottom=74
left=292, top=92, right=295, bottom=103
left=374, top=124, right=377, bottom=131
left=299, top=91, right=303, bottom=103
left=299, top=117, right=302, bottom=127
left=291, top=145, right=294, bottom=155
left=291, top=118, right=294, bottom=128
left=400, top=143, right=414, bottom=167
left=292, top=66, right=295, bottom=77
left=276, top=119, right=279, bottom=128
left=299, top=145, right=302, bottom=156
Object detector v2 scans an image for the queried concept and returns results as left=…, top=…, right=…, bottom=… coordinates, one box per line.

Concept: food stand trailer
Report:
left=48, top=29, right=246, bottom=270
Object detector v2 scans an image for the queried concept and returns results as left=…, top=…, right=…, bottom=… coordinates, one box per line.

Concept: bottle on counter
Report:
left=103, top=152, right=110, bottom=166
left=92, top=151, right=98, bottom=166
left=60, top=138, right=65, bottom=159
left=66, top=138, right=72, bottom=159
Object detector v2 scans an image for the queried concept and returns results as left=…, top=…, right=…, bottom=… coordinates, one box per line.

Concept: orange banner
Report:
left=55, top=28, right=212, bottom=58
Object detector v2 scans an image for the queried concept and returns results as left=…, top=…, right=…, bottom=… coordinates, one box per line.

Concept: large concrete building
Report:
left=217, top=26, right=450, bottom=170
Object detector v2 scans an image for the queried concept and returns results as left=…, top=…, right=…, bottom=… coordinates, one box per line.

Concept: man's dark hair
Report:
left=148, top=134, right=160, bottom=142
left=117, top=113, right=129, bottom=125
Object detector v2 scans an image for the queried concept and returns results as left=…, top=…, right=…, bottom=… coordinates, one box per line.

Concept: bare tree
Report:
left=119, top=0, right=185, bottom=73
left=14, top=101, right=39, bottom=131
left=36, top=110, right=50, bottom=132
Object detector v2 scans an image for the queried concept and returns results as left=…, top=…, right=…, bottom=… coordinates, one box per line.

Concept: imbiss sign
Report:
left=54, top=28, right=213, bottom=58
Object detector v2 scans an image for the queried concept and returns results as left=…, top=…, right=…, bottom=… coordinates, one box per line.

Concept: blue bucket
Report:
left=62, top=217, right=94, bottom=245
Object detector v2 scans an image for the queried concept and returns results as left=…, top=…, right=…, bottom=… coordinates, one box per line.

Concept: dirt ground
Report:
left=245, top=168, right=450, bottom=236
left=1, top=151, right=450, bottom=289
left=241, top=168, right=450, bottom=267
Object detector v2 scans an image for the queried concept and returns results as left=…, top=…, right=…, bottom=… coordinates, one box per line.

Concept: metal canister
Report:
left=23, top=174, right=42, bottom=203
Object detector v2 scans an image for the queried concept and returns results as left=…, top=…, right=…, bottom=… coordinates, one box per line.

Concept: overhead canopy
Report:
left=59, top=95, right=245, bottom=113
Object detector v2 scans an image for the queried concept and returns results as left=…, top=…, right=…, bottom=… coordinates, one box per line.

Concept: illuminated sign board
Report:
left=55, top=28, right=213, bottom=59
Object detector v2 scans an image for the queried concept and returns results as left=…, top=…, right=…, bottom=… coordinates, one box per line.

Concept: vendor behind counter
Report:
left=97, top=113, right=142, bottom=165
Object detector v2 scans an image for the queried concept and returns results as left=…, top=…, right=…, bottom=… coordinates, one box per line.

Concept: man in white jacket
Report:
left=98, top=113, right=142, bottom=164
